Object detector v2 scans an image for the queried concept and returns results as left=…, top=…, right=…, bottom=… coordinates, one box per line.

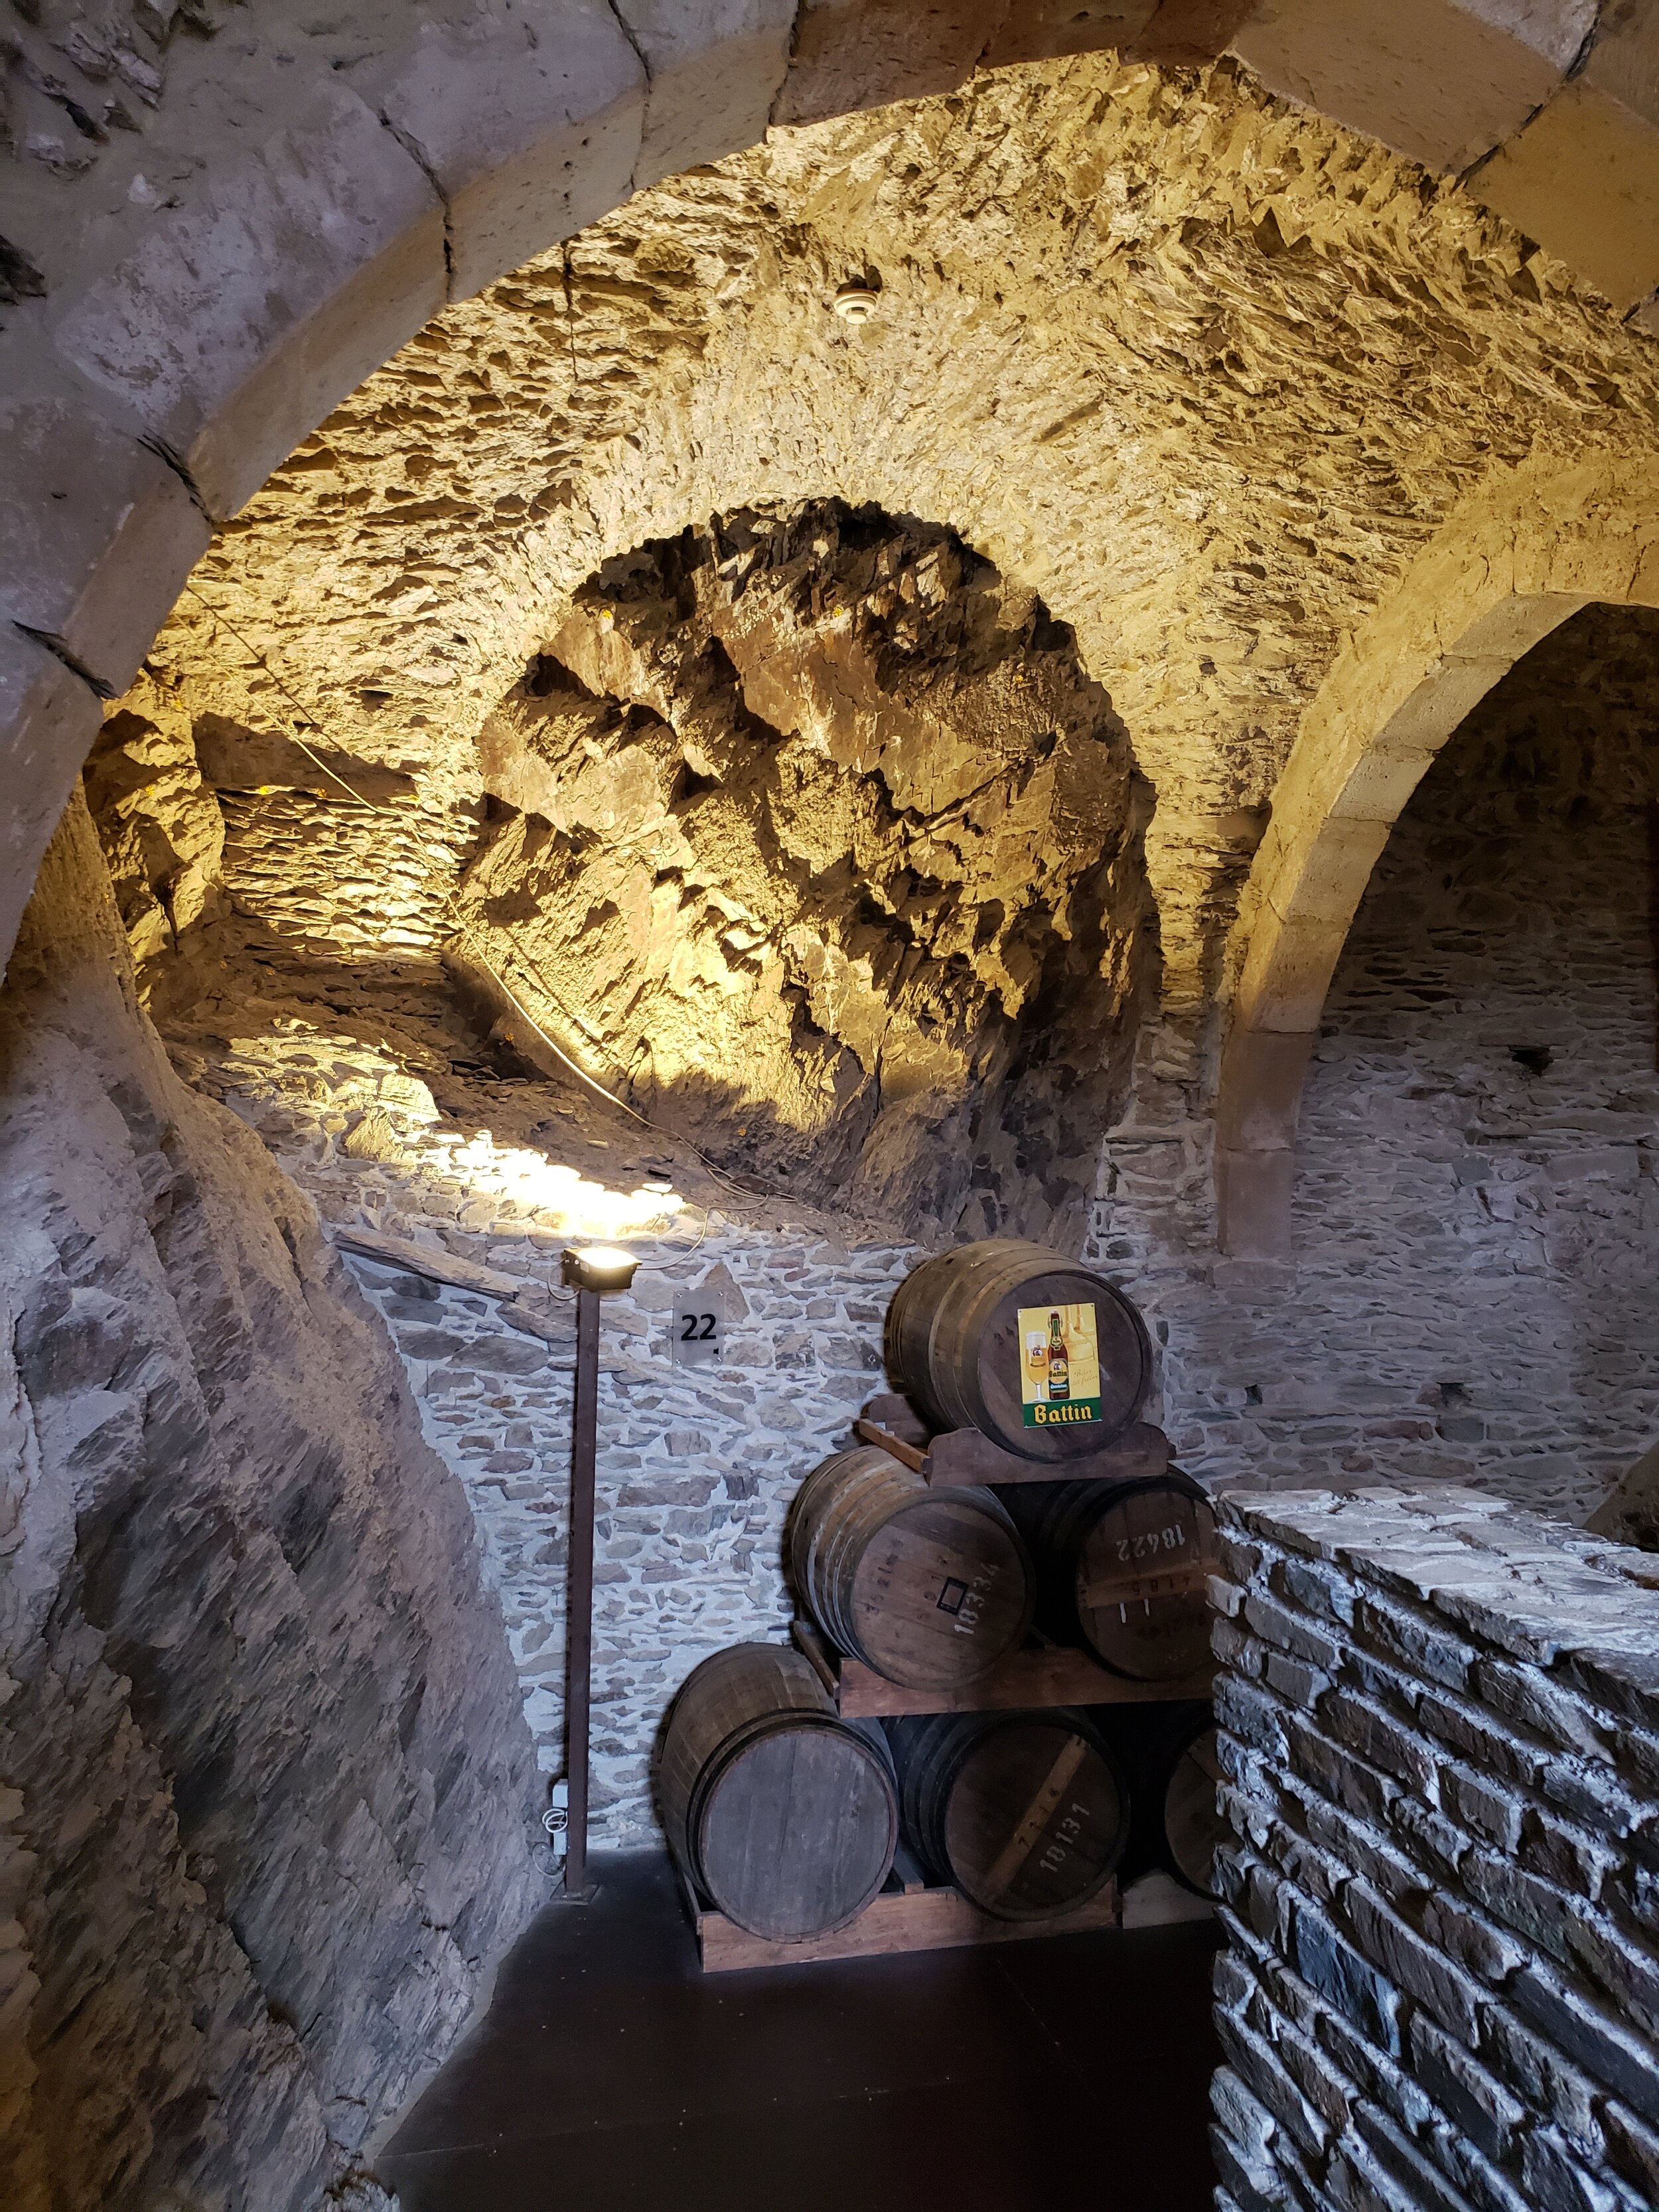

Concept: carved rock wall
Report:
left=459, top=498, right=1154, bottom=1239
left=0, top=798, right=541, bottom=2211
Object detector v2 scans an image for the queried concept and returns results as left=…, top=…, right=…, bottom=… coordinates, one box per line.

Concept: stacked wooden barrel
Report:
left=789, top=1447, right=1033, bottom=1690
left=1000, top=1474, right=1218, bottom=1683
left=886, top=1708, right=1128, bottom=1919
left=660, top=1645, right=898, bottom=1941
left=660, top=1237, right=1221, bottom=1945
left=885, top=1239, right=1154, bottom=1461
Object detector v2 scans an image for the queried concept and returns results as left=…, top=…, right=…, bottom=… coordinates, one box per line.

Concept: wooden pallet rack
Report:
left=676, top=1626, right=1214, bottom=1971
left=790, top=1617, right=1214, bottom=1718
left=855, top=1393, right=1173, bottom=1489
left=682, top=1849, right=1121, bottom=1972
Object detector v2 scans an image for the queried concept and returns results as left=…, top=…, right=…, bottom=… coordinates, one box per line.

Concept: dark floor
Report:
left=378, top=1851, right=1221, bottom=2212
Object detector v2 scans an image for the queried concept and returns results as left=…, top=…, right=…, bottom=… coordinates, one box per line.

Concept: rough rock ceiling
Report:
left=457, top=500, right=1152, bottom=1228
left=139, top=48, right=1659, bottom=1127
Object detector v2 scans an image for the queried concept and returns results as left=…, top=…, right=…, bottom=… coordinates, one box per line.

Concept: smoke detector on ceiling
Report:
left=833, top=282, right=881, bottom=324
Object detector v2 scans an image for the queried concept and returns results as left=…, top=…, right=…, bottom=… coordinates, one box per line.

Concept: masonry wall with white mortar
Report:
left=176, top=1022, right=920, bottom=1848
left=1209, top=1485, right=1659, bottom=2212
left=1094, top=602, right=1659, bottom=1523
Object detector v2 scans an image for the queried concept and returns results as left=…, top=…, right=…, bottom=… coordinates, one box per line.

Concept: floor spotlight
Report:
left=558, top=1244, right=638, bottom=1897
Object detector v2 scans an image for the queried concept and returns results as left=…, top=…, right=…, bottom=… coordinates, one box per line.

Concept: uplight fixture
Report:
left=559, top=1238, right=639, bottom=1900
left=561, top=1244, right=639, bottom=1295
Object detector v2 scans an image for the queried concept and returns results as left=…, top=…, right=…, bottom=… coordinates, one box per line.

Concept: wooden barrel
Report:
left=788, top=1447, right=1034, bottom=1689
left=1001, top=1473, right=1218, bottom=1680
left=658, top=1645, right=897, bottom=1941
left=884, top=1238, right=1152, bottom=1463
left=1156, top=1712, right=1225, bottom=1897
left=887, top=1708, right=1128, bottom=1921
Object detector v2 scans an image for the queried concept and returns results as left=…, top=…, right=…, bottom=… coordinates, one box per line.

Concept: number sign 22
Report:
left=672, top=1301, right=722, bottom=1367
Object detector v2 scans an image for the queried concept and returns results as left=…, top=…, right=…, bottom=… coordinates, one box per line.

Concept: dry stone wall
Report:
left=1210, top=1485, right=1659, bottom=2212
left=168, top=1015, right=922, bottom=1848
left=0, top=799, right=541, bottom=2212
left=1094, top=602, right=1659, bottom=1522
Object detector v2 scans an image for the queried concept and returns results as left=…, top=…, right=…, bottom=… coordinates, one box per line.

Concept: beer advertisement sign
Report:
left=1018, top=1301, right=1102, bottom=1428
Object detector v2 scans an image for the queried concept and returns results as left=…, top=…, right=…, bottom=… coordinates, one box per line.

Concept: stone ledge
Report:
left=1214, top=1480, right=1659, bottom=2212
left=1222, top=1485, right=1659, bottom=1691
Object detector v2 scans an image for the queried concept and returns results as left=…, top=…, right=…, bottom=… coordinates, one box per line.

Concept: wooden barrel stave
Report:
left=1158, top=1714, right=1226, bottom=1897
left=1001, top=1474, right=1218, bottom=1681
left=660, top=1645, right=898, bottom=1941
left=885, top=1238, right=1153, bottom=1463
left=789, top=1447, right=1034, bottom=1690
left=887, top=1708, right=1129, bottom=1922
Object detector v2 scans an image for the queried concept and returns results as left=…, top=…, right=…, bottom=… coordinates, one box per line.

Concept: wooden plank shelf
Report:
left=790, top=1618, right=1214, bottom=1719
left=857, top=1395, right=1173, bottom=1488
left=684, top=1861, right=1122, bottom=1973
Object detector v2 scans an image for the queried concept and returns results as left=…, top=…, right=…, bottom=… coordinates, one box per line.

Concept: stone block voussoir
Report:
left=776, top=0, right=1007, bottom=127
left=0, top=628, right=104, bottom=981
left=618, top=1, right=794, bottom=188
left=1471, top=52, right=1659, bottom=317
left=0, top=398, right=209, bottom=699
left=1230, top=0, right=1595, bottom=176
left=981, top=0, right=1159, bottom=69
left=54, top=82, right=447, bottom=519
left=369, top=1, right=647, bottom=300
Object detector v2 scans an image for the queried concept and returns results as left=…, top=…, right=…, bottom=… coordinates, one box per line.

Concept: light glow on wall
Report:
left=208, top=1019, right=687, bottom=1240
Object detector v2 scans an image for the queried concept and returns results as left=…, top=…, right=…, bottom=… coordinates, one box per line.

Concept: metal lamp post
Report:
left=559, top=1242, right=639, bottom=1901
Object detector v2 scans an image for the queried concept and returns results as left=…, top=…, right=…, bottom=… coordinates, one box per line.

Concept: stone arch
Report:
left=1214, top=450, right=1659, bottom=1258
left=1, top=1, right=1235, bottom=978
left=5, top=0, right=1656, bottom=982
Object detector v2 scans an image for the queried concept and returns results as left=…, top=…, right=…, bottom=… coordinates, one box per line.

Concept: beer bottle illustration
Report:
left=1046, top=1310, right=1070, bottom=1401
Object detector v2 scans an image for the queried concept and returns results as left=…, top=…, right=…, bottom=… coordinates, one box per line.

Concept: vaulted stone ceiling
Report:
left=111, top=46, right=1659, bottom=1244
